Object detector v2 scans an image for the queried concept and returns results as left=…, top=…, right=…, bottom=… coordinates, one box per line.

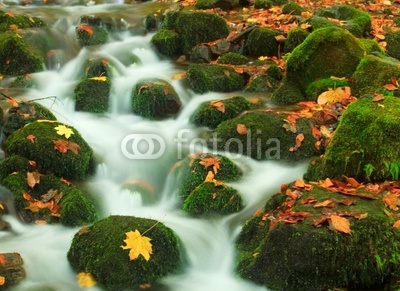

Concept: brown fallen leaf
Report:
left=330, top=214, right=351, bottom=234
left=210, top=101, right=225, bottom=113
left=236, top=124, right=247, bottom=135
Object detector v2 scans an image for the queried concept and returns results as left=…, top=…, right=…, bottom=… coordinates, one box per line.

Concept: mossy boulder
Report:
left=272, top=26, right=365, bottom=104
left=195, top=0, right=239, bottom=10
left=183, top=181, right=243, bottom=216
left=270, top=81, right=304, bottom=105
left=0, top=170, right=98, bottom=226
left=74, top=77, right=111, bottom=113
left=176, top=153, right=242, bottom=199
left=2, top=100, right=57, bottom=137
left=75, top=24, right=108, bottom=47
left=0, top=10, right=47, bottom=33
left=67, top=215, right=181, bottom=289
left=282, top=2, right=303, bottom=15
left=304, top=96, right=400, bottom=182
left=244, top=28, right=282, bottom=58
left=131, top=78, right=181, bottom=119
left=4, top=121, right=94, bottom=180
left=351, top=54, right=400, bottom=98
left=244, top=73, right=280, bottom=93
left=236, top=182, right=400, bottom=290
left=186, top=63, right=246, bottom=94
left=386, top=31, right=400, bottom=61
left=190, top=96, right=252, bottom=129
left=305, top=77, right=350, bottom=102
left=209, top=111, right=321, bottom=161
left=150, top=29, right=182, bottom=58
left=359, top=38, right=385, bottom=55
left=0, top=31, right=44, bottom=76
left=217, top=52, right=248, bottom=65
left=302, top=15, right=335, bottom=31
left=283, top=27, right=310, bottom=53
left=161, top=11, right=229, bottom=54
left=84, top=57, right=115, bottom=78
left=254, top=0, right=272, bottom=9
left=314, top=5, right=372, bottom=37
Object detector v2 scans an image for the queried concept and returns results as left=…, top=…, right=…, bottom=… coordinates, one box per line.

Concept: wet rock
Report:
left=217, top=52, right=248, bottom=65
left=385, top=31, right=400, bottom=61
left=67, top=215, right=181, bottom=290
left=150, top=29, right=182, bottom=58
left=75, top=24, right=108, bottom=47
left=74, top=76, right=111, bottom=113
left=189, top=45, right=212, bottom=63
left=283, top=27, right=310, bottom=53
left=210, top=39, right=231, bottom=56
left=243, top=27, right=282, bottom=58
left=0, top=252, right=26, bottom=290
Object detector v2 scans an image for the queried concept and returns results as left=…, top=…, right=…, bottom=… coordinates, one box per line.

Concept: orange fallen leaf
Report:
left=199, top=157, right=220, bottom=174
left=0, top=254, right=6, bottom=266
left=77, top=24, right=93, bottom=36
left=393, top=220, right=400, bottom=228
left=372, top=94, right=385, bottom=102
left=330, top=214, right=351, bottom=234
left=0, top=276, right=4, bottom=286
left=27, top=171, right=40, bottom=188
left=314, top=199, right=335, bottom=208
left=236, top=123, right=247, bottom=135
left=383, top=83, right=397, bottom=91
left=26, top=134, right=35, bottom=143
left=210, top=101, right=225, bottom=113
left=345, top=177, right=360, bottom=188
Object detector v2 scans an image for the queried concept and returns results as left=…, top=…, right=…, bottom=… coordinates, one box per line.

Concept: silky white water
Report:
left=0, top=3, right=309, bottom=290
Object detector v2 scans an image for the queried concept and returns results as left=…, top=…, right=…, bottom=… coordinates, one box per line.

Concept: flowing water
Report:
left=0, top=3, right=309, bottom=290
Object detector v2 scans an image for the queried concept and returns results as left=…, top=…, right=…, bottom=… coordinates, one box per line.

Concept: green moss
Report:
left=162, top=11, right=229, bottom=54
left=282, top=2, right=303, bottom=15
left=305, top=77, right=350, bottom=102
left=359, top=38, right=385, bottom=55
left=0, top=10, right=47, bottom=33
left=1, top=173, right=28, bottom=214
left=150, top=29, right=182, bottom=58
left=195, top=0, right=239, bottom=10
left=270, top=81, right=304, bottom=105
left=315, top=5, right=372, bottom=37
left=385, top=31, right=400, bottom=61
left=74, top=77, right=111, bottom=113
left=0, top=155, right=35, bottom=181
left=283, top=27, right=310, bottom=53
left=351, top=54, right=400, bottom=97
left=217, top=52, right=249, bottom=65
left=3, top=101, right=57, bottom=137
left=302, top=15, right=335, bottom=31
left=244, top=74, right=280, bottom=93
left=191, top=96, right=252, bottom=129
left=177, top=153, right=242, bottom=199
left=76, top=24, right=108, bottom=47
left=254, top=0, right=272, bottom=9
left=266, top=63, right=283, bottom=80
left=84, top=57, right=115, bottom=78
left=183, top=182, right=243, bottom=216
left=0, top=31, right=43, bottom=76
left=284, top=26, right=364, bottom=94
left=236, top=184, right=400, bottom=290
left=187, top=63, right=246, bottom=94
left=244, top=28, right=281, bottom=57
left=131, top=78, right=181, bottom=119
left=304, top=96, right=400, bottom=182
left=210, top=110, right=321, bottom=160
left=4, top=121, right=93, bottom=180
left=67, top=215, right=182, bottom=289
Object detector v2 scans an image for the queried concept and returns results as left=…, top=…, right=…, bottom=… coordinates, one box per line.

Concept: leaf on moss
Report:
left=27, top=171, right=40, bottom=188
left=236, top=123, right=247, bottom=135
left=393, top=220, right=400, bottom=228
left=210, top=101, right=225, bottom=113
left=0, top=276, right=4, bottom=286
left=6, top=96, right=19, bottom=107
left=199, top=157, right=220, bottom=174
left=78, top=25, right=93, bottom=36
left=313, top=199, right=335, bottom=208
left=54, top=125, right=74, bottom=139
left=5, top=12, right=14, bottom=17
left=53, top=139, right=68, bottom=153
left=0, top=254, right=6, bottom=266
left=77, top=272, right=97, bottom=288
left=121, top=229, right=153, bottom=261
left=90, top=76, right=107, bottom=82
left=330, top=214, right=351, bottom=234
left=383, top=83, right=397, bottom=91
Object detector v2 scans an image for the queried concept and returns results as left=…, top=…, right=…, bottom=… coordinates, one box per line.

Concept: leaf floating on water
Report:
left=121, top=229, right=153, bottom=261
left=77, top=272, right=97, bottom=288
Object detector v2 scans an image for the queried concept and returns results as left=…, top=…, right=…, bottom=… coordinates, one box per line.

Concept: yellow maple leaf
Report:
left=121, top=229, right=153, bottom=261
left=54, top=125, right=74, bottom=139
left=90, top=76, right=107, bottom=82
left=77, top=272, right=96, bottom=288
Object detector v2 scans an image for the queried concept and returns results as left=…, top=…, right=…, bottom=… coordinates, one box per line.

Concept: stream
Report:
left=0, top=2, right=309, bottom=290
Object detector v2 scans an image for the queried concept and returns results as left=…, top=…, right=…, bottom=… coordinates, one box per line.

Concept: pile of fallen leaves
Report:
left=256, top=177, right=400, bottom=235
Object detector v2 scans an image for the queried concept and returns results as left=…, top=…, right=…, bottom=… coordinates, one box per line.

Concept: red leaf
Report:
left=383, top=83, right=397, bottom=91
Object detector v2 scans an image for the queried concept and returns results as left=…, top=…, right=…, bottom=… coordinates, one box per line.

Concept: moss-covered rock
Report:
left=183, top=181, right=243, bottom=216
left=176, top=153, right=242, bottom=199
left=314, top=5, right=372, bottom=37
left=244, top=73, right=280, bottom=93
left=0, top=10, right=47, bottom=33
left=2, top=100, right=57, bottom=137
left=302, top=15, right=335, bottom=32
left=282, top=2, right=303, bottom=15
left=75, top=24, right=108, bottom=47
left=254, top=0, right=272, bottom=9
left=209, top=111, right=321, bottom=161
left=304, top=96, right=400, bottom=182
left=305, top=77, right=350, bottom=102
left=84, top=57, right=115, bottom=78
left=186, top=63, right=246, bottom=94
left=1, top=171, right=98, bottom=226
left=236, top=182, right=400, bottom=290
left=273, top=26, right=365, bottom=104
left=161, top=11, right=229, bottom=54
left=195, top=0, right=239, bottom=10
left=74, top=77, right=111, bottom=113
left=385, top=31, right=400, bottom=61
left=283, top=27, right=310, bottom=53
left=0, top=31, right=44, bottom=76
left=270, top=81, right=304, bottom=104
left=217, top=52, right=248, bottom=65
left=351, top=54, right=400, bottom=98
left=359, top=38, right=385, bottom=55
left=4, top=121, right=94, bottom=180
left=67, top=215, right=181, bottom=289
left=190, top=96, right=252, bottom=129
left=131, top=78, right=181, bottom=119
left=150, top=29, right=182, bottom=58
left=244, top=28, right=282, bottom=58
